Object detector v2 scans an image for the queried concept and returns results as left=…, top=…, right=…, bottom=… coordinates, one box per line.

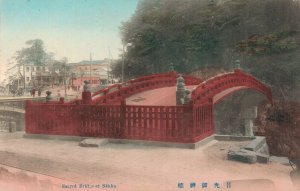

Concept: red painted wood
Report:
left=191, top=69, right=272, bottom=105
left=25, top=70, right=271, bottom=144
left=87, top=71, right=202, bottom=105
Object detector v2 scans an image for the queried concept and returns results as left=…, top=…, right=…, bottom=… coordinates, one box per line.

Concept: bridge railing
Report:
left=183, top=75, right=203, bottom=86
left=89, top=72, right=202, bottom=105
left=0, top=97, right=45, bottom=111
left=91, top=77, right=177, bottom=105
left=25, top=101, right=78, bottom=135
left=91, top=72, right=177, bottom=97
left=25, top=101, right=199, bottom=143
left=192, top=100, right=215, bottom=142
left=25, top=71, right=207, bottom=143
left=191, top=69, right=272, bottom=104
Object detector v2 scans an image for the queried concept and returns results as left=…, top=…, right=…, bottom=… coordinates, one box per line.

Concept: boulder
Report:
left=256, top=153, right=270, bottom=163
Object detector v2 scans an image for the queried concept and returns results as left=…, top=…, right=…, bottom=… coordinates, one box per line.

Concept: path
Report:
left=0, top=132, right=294, bottom=191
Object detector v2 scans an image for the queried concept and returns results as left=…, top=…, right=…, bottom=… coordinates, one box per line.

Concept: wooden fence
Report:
left=25, top=101, right=212, bottom=143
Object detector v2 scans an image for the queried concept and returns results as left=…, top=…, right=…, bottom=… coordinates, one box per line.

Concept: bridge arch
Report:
left=191, top=69, right=272, bottom=105
left=190, top=69, right=272, bottom=140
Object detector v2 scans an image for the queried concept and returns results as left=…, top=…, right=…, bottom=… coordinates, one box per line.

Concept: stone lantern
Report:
left=82, top=80, right=92, bottom=104
left=176, top=75, right=185, bottom=105
left=234, top=59, right=241, bottom=69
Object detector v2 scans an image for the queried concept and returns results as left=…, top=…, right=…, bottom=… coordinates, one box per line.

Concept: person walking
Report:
left=32, top=88, right=36, bottom=97
left=38, top=88, right=42, bottom=96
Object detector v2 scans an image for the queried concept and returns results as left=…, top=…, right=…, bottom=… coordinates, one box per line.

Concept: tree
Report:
left=49, top=57, right=70, bottom=86
left=113, top=0, right=300, bottom=99
left=12, top=39, right=70, bottom=89
left=15, top=39, right=48, bottom=66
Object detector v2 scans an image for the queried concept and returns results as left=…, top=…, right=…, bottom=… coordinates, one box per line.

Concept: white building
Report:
left=24, top=64, right=48, bottom=87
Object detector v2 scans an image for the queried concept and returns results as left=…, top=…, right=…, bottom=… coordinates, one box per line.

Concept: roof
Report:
left=69, top=59, right=111, bottom=66
left=35, top=71, right=62, bottom=77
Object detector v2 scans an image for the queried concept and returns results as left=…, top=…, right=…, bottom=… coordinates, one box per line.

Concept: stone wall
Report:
left=256, top=101, right=300, bottom=159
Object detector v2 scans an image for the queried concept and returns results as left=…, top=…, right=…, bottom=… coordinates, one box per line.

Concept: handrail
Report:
left=90, top=71, right=202, bottom=105
left=91, top=76, right=177, bottom=104
left=91, top=71, right=177, bottom=97
left=191, top=69, right=272, bottom=104
left=40, top=71, right=202, bottom=105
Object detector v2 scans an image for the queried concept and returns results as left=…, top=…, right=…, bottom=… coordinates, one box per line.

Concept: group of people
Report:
left=71, top=85, right=81, bottom=92
left=30, top=87, right=42, bottom=97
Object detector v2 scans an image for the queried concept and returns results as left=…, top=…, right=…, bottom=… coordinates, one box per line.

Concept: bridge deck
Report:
left=0, top=106, right=25, bottom=113
left=126, top=86, right=196, bottom=106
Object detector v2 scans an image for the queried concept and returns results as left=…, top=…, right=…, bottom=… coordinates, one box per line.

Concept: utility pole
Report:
left=122, top=45, right=125, bottom=83
left=23, top=63, right=25, bottom=91
left=64, top=63, right=67, bottom=98
left=122, top=43, right=132, bottom=83
left=90, top=53, right=92, bottom=84
left=107, top=46, right=113, bottom=84
left=17, top=65, right=20, bottom=91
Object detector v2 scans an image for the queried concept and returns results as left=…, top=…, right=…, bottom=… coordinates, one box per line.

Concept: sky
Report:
left=0, top=0, right=139, bottom=82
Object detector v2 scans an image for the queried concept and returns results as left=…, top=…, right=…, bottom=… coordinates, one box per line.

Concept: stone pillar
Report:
left=176, top=75, right=185, bottom=105
left=82, top=80, right=92, bottom=104
left=244, top=119, right=254, bottom=137
left=242, top=106, right=257, bottom=137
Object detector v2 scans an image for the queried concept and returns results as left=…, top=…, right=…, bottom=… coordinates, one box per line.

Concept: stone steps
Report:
left=228, top=136, right=270, bottom=164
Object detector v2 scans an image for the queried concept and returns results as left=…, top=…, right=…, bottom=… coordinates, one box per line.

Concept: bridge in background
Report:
left=0, top=97, right=44, bottom=131
left=25, top=69, right=272, bottom=143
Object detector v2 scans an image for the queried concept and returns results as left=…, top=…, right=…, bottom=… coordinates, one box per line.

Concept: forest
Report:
left=111, top=0, right=300, bottom=162
left=113, top=0, right=300, bottom=100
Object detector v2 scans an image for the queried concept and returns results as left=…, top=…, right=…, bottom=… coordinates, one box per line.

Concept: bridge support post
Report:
left=242, top=106, right=257, bottom=137
left=120, top=99, right=126, bottom=138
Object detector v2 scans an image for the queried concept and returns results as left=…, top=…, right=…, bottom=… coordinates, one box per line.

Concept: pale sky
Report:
left=0, top=0, right=138, bottom=82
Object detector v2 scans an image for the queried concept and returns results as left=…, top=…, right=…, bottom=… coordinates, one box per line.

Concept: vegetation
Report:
left=15, top=39, right=48, bottom=66
left=9, top=39, right=70, bottom=91
left=113, top=0, right=300, bottom=99
left=14, top=39, right=68, bottom=71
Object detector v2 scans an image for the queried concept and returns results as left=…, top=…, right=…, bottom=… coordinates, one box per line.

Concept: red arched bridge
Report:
left=25, top=69, right=272, bottom=143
